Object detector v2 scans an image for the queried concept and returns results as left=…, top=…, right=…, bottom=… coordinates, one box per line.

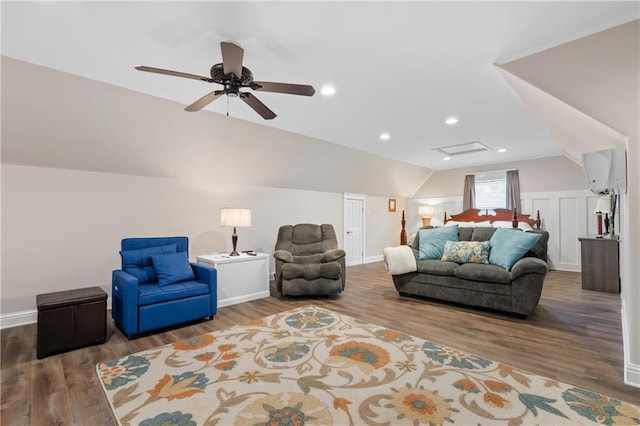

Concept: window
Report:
left=474, top=172, right=506, bottom=209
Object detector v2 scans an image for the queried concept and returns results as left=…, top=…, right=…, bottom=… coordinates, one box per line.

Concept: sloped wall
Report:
left=497, top=19, right=640, bottom=387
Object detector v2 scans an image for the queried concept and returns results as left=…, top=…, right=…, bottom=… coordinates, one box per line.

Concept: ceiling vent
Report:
left=433, top=141, right=491, bottom=156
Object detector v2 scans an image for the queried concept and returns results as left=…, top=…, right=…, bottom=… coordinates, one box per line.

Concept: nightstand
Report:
left=579, top=235, right=620, bottom=293
left=197, top=253, right=270, bottom=307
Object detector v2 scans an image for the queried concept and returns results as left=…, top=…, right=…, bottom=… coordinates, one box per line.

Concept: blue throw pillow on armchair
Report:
left=151, top=251, right=195, bottom=286
left=417, top=225, right=459, bottom=260
left=120, top=244, right=177, bottom=284
left=489, top=228, right=541, bottom=270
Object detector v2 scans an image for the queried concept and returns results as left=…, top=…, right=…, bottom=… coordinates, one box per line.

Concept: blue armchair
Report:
left=112, top=236, right=217, bottom=338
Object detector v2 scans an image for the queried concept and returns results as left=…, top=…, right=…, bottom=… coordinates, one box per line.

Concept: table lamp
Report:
left=418, top=204, right=435, bottom=227
left=220, top=208, right=252, bottom=256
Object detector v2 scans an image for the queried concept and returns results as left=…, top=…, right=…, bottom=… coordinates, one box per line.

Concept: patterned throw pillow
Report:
left=441, top=240, right=491, bottom=264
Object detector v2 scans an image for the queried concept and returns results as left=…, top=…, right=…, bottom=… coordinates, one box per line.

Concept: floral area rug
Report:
left=97, top=305, right=640, bottom=425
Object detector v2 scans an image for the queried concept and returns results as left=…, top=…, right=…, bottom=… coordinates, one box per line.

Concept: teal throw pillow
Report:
left=489, top=228, right=541, bottom=270
left=151, top=251, right=195, bottom=286
left=418, top=225, right=459, bottom=260
left=441, top=240, right=491, bottom=264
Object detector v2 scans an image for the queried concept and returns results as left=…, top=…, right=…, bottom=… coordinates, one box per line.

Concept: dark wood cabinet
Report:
left=579, top=236, right=620, bottom=293
left=37, top=287, right=107, bottom=358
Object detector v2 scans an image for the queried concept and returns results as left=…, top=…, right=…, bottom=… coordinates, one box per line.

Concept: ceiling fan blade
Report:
left=135, top=66, right=213, bottom=83
left=220, top=41, right=244, bottom=78
left=240, top=92, right=276, bottom=120
left=185, top=91, right=224, bottom=112
left=252, top=81, right=315, bottom=96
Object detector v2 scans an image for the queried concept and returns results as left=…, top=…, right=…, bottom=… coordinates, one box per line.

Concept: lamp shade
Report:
left=418, top=205, right=435, bottom=217
left=594, top=197, right=610, bottom=214
left=220, top=208, right=252, bottom=227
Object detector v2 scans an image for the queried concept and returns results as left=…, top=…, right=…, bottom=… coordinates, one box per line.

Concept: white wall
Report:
left=1, top=57, right=422, bottom=326
left=0, top=164, right=403, bottom=325
left=414, top=155, right=588, bottom=198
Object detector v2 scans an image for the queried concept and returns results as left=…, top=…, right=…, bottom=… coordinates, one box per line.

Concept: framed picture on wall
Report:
left=388, top=198, right=396, bottom=212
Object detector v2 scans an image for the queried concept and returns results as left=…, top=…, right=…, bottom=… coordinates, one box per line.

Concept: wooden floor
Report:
left=2, top=263, right=639, bottom=425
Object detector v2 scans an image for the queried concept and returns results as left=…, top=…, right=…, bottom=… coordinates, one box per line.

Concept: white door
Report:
left=344, top=195, right=365, bottom=266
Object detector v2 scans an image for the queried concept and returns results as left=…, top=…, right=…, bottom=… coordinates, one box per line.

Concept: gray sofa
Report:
left=390, top=227, right=549, bottom=316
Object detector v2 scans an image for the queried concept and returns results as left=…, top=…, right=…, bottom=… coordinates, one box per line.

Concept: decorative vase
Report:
left=596, top=212, right=603, bottom=235
left=604, top=213, right=610, bottom=235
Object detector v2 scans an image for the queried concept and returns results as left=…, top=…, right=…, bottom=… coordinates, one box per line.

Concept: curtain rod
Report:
left=470, top=168, right=517, bottom=176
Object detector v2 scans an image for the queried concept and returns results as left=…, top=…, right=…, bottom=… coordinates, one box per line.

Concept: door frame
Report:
left=343, top=192, right=366, bottom=266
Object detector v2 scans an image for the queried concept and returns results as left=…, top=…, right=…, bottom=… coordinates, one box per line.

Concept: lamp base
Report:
left=421, top=217, right=432, bottom=227
left=230, top=227, right=240, bottom=256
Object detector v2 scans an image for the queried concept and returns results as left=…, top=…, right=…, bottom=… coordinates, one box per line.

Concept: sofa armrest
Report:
left=324, top=248, right=346, bottom=262
left=274, top=250, right=293, bottom=263
left=383, top=245, right=417, bottom=275
left=510, top=257, right=548, bottom=316
left=510, top=257, right=548, bottom=280
left=191, top=263, right=218, bottom=316
left=112, top=270, right=140, bottom=337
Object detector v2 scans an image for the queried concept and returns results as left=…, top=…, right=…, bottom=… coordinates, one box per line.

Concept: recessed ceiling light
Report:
left=498, top=148, right=507, bottom=153
left=443, top=157, right=451, bottom=161
left=380, top=133, right=391, bottom=140
left=445, top=117, right=459, bottom=125
left=321, top=85, right=336, bottom=96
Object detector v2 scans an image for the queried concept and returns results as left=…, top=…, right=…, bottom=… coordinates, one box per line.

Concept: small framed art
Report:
left=388, top=198, right=396, bottom=212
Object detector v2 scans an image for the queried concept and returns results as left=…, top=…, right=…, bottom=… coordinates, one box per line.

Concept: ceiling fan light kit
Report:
left=136, top=41, right=315, bottom=120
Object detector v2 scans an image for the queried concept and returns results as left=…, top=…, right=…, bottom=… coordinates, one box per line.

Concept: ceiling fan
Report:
left=135, top=41, right=315, bottom=120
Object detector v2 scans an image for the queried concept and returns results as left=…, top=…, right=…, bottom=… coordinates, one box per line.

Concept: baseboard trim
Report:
left=625, top=362, right=640, bottom=388
left=218, top=291, right=270, bottom=308
left=1, top=309, right=37, bottom=329
left=363, top=255, right=383, bottom=264
left=621, top=298, right=640, bottom=388
left=1, top=297, right=114, bottom=330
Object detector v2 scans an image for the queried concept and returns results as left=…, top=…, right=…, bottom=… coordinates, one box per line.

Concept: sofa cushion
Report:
left=120, top=244, right=177, bottom=284
left=417, top=225, right=459, bottom=260
left=291, top=224, right=322, bottom=245
left=441, top=240, right=490, bottom=264
left=416, top=259, right=458, bottom=276
left=282, top=261, right=342, bottom=280
left=137, top=281, right=210, bottom=306
left=489, top=228, right=542, bottom=270
left=151, top=252, right=195, bottom=286
left=457, top=227, right=474, bottom=242
left=454, top=263, right=512, bottom=284
left=471, top=227, right=496, bottom=241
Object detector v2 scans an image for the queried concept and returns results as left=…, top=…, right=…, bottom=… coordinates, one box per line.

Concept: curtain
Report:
left=463, top=174, right=475, bottom=210
left=506, top=170, right=522, bottom=212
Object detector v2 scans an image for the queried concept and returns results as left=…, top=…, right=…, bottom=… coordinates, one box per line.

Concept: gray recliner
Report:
left=273, top=224, right=346, bottom=296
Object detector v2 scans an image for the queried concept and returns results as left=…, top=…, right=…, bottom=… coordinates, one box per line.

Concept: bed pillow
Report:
left=441, top=240, right=491, bottom=264
left=151, top=251, right=195, bottom=286
left=120, top=244, right=177, bottom=284
left=489, top=228, right=541, bottom=270
left=493, top=220, right=534, bottom=231
left=445, top=220, right=492, bottom=227
left=418, top=225, right=459, bottom=260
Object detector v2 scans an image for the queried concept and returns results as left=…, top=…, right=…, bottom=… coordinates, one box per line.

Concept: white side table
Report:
left=196, top=253, right=270, bottom=307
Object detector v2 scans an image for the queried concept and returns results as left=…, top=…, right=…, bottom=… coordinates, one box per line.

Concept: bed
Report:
left=399, top=208, right=541, bottom=245
left=443, top=208, right=541, bottom=230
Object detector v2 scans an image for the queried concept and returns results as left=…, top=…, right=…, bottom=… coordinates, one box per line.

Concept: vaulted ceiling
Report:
left=2, top=2, right=638, bottom=170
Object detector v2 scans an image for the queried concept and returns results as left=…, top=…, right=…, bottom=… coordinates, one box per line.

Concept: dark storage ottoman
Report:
left=37, top=286, right=108, bottom=359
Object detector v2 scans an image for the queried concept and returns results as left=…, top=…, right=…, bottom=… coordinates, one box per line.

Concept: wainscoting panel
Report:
left=559, top=197, right=581, bottom=269
left=528, top=197, right=555, bottom=268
